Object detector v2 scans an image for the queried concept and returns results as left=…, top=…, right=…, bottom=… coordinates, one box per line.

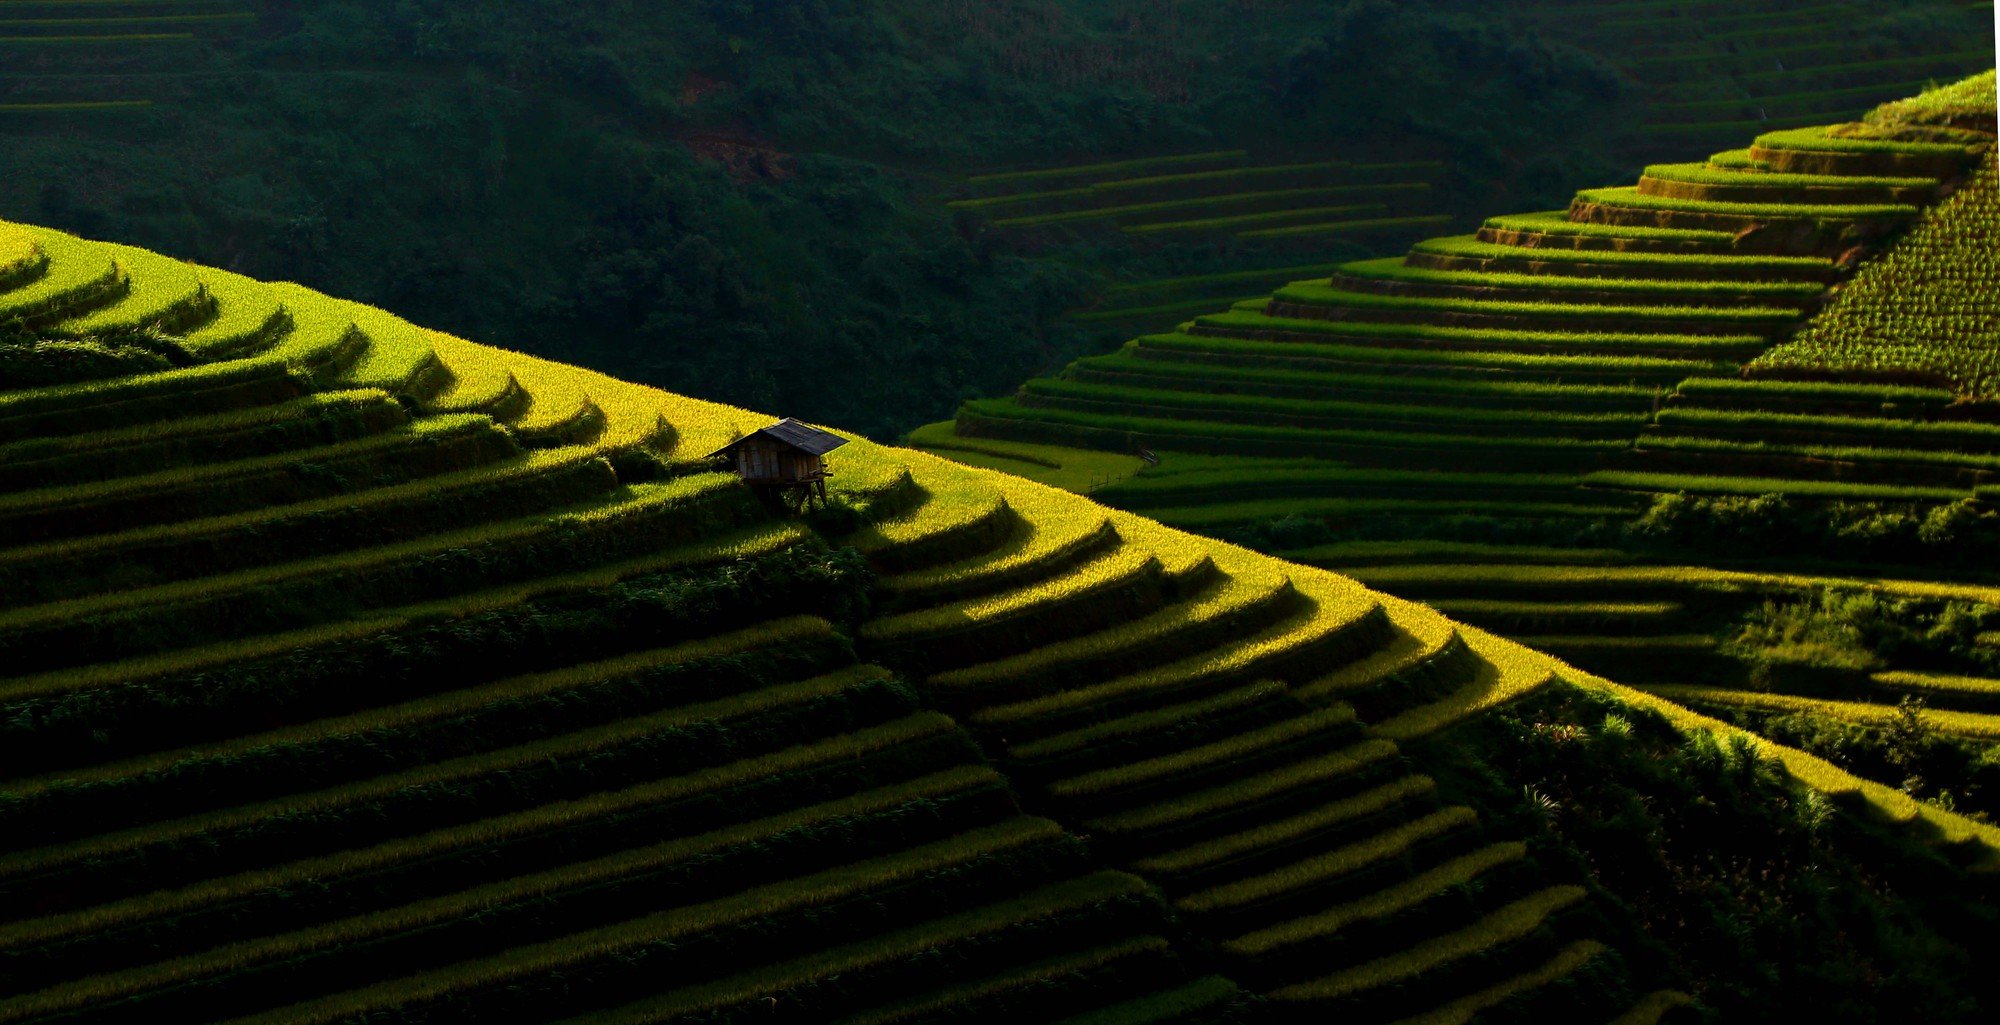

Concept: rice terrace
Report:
left=0, top=2, right=1997, bottom=1024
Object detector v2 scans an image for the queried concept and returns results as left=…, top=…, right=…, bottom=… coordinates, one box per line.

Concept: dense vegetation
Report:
left=918, top=72, right=2000, bottom=827
left=4, top=210, right=1997, bottom=1020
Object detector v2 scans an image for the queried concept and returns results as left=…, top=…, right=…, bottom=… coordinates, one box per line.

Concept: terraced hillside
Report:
left=920, top=72, right=2000, bottom=818
left=0, top=0, right=254, bottom=117
left=951, top=152, right=1456, bottom=336
left=1520, top=0, right=1996, bottom=154
left=4, top=206, right=1996, bottom=1019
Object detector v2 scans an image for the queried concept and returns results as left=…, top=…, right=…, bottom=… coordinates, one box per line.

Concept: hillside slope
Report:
left=1, top=215, right=1998, bottom=1020
left=920, top=72, right=2000, bottom=822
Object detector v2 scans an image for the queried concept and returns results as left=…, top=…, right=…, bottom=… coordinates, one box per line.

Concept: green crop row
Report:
left=1147, top=498, right=1636, bottom=529
left=1123, top=201, right=1395, bottom=235
left=1283, top=540, right=1631, bottom=568
left=1656, top=403, right=2000, bottom=447
left=964, top=150, right=1247, bottom=186
left=884, top=502, right=1112, bottom=606
left=971, top=593, right=1385, bottom=736
left=1224, top=839, right=1523, bottom=957
left=927, top=569, right=1290, bottom=702
left=1071, top=294, right=1264, bottom=323
left=1411, top=235, right=1832, bottom=274
left=992, top=188, right=1396, bottom=229
left=1194, top=309, right=1770, bottom=355
left=1641, top=161, right=1934, bottom=190
left=2, top=614, right=835, bottom=816
left=1105, top=262, right=1349, bottom=295
left=1092, top=160, right=1367, bottom=193
left=1009, top=681, right=1288, bottom=766
left=0, top=446, right=613, bottom=605
left=1866, top=69, right=1996, bottom=129
left=1099, top=466, right=1586, bottom=505
left=3, top=750, right=993, bottom=957
left=1581, top=470, right=1968, bottom=501
left=1137, top=774, right=1436, bottom=881
left=1022, top=377, right=1653, bottom=433
left=962, top=401, right=1630, bottom=468
left=1237, top=214, right=1453, bottom=239
left=1050, top=976, right=1241, bottom=1025
left=1272, top=280, right=1808, bottom=324
left=0, top=226, right=121, bottom=324
left=1393, top=939, right=1608, bottom=1025
left=962, top=400, right=1632, bottom=465
left=177, top=267, right=288, bottom=357
left=13, top=813, right=1068, bottom=1025
left=0, top=410, right=497, bottom=522
left=0, top=100, right=154, bottom=113
left=862, top=543, right=1159, bottom=644
left=1646, top=685, right=2000, bottom=740
left=1673, top=376, right=1956, bottom=406
left=1176, top=806, right=1474, bottom=914
left=0, top=31, right=194, bottom=43
left=1265, top=885, right=1586, bottom=1002
left=0, top=388, right=399, bottom=485
left=1751, top=158, right=2000, bottom=397
left=1132, top=330, right=1728, bottom=380
left=1480, top=211, right=1734, bottom=244
left=1753, top=124, right=1984, bottom=156
left=1048, top=705, right=1357, bottom=804
left=1332, top=256, right=1825, bottom=297
left=1076, top=351, right=1656, bottom=409
left=52, top=243, right=210, bottom=337
left=566, top=874, right=1158, bottom=1025
left=1574, top=186, right=1917, bottom=220
left=823, top=934, right=1170, bottom=1025
left=848, top=474, right=1012, bottom=571
left=0, top=656, right=913, bottom=888
left=1635, top=433, right=2000, bottom=476
left=1089, top=737, right=1399, bottom=838
left=0, top=520, right=807, bottom=709
left=250, top=818, right=1076, bottom=1025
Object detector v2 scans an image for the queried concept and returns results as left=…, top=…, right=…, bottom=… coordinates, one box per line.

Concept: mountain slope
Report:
left=919, top=72, right=2000, bottom=824
left=1, top=212, right=1997, bottom=1021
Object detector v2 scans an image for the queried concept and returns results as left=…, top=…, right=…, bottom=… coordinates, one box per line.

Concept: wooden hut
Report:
left=707, top=418, right=848, bottom=506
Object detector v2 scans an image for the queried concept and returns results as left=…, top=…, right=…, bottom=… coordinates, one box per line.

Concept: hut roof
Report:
left=706, top=418, right=851, bottom=459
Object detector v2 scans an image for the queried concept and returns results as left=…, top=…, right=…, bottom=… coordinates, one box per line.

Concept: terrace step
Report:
left=0, top=448, right=622, bottom=607
left=1264, top=283, right=1802, bottom=339
left=863, top=542, right=1175, bottom=673
left=1326, top=259, right=1824, bottom=310
left=1474, top=211, right=1740, bottom=255
left=1040, top=704, right=1365, bottom=818
left=1125, top=330, right=1725, bottom=386
left=1567, top=187, right=1916, bottom=251
left=1637, top=162, right=1937, bottom=205
left=0, top=475, right=760, bottom=673
left=1173, top=805, right=1482, bottom=934
left=1262, top=885, right=1588, bottom=1013
left=0, top=359, right=308, bottom=445
left=1749, top=128, right=1981, bottom=179
left=0, top=389, right=409, bottom=493
left=967, top=590, right=1393, bottom=741
left=925, top=568, right=1300, bottom=709
left=0, top=227, right=125, bottom=326
left=1070, top=355, right=1657, bottom=412
left=4, top=751, right=1007, bottom=991
left=0, top=414, right=519, bottom=545
left=1134, top=774, right=1442, bottom=893
left=1426, top=598, right=1687, bottom=634
left=1406, top=235, right=1837, bottom=283
left=0, top=617, right=852, bottom=844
